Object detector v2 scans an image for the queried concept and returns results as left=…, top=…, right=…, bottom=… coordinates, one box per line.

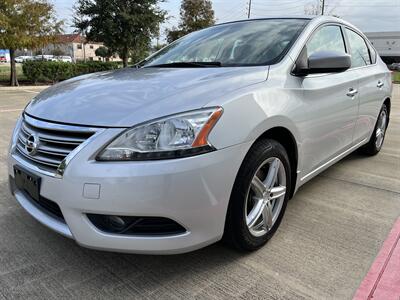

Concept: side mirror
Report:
left=293, top=50, right=351, bottom=76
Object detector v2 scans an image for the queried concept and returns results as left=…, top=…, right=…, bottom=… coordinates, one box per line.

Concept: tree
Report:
left=130, top=47, right=149, bottom=64
left=74, top=0, right=166, bottom=67
left=304, top=0, right=341, bottom=16
left=0, top=0, right=63, bottom=86
left=304, top=2, right=320, bottom=15
left=166, top=27, right=185, bottom=44
left=95, top=46, right=111, bottom=61
left=153, top=43, right=166, bottom=52
left=166, top=0, right=215, bottom=43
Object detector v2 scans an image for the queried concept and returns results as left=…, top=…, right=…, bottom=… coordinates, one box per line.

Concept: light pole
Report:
left=248, top=0, right=252, bottom=19
left=321, top=0, right=325, bottom=15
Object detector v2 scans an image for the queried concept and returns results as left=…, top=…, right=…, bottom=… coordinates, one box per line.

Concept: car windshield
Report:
left=143, top=18, right=309, bottom=68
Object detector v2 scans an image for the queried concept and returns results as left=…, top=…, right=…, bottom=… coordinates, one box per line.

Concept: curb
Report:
left=354, top=218, right=400, bottom=300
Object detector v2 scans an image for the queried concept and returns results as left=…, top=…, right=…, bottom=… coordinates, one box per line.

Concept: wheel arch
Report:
left=254, top=126, right=299, bottom=199
left=383, top=97, right=391, bottom=118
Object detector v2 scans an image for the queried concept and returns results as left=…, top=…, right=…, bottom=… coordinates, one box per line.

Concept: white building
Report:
left=365, top=31, right=400, bottom=63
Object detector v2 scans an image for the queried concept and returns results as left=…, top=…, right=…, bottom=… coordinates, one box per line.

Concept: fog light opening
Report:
left=107, top=215, right=127, bottom=231
left=87, top=214, right=186, bottom=236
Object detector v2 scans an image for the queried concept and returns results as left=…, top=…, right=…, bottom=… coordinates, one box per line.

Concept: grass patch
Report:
left=0, top=63, right=27, bottom=83
left=393, top=71, right=400, bottom=84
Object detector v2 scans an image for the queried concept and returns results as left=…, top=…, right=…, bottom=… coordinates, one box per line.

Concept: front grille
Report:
left=15, top=115, right=95, bottom=173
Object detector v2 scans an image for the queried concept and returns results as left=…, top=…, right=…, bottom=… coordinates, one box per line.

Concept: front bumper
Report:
left=8, top=131, right=251, bottom=254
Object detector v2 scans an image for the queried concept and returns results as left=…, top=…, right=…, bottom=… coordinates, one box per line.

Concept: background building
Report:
left=42, top=34, right=121, bottom=62
left=365, top=31, right=400, bottom=64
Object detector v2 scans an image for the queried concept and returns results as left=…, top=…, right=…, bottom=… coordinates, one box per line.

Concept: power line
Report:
left=252, top=3, right=311, bottom=10
left=251, top=3, right=311, bottom=12
left=247, top=0, right=321, bottom=16
left=326, top=4, right=398, bottom=6
left=252, top=1, right=307, bottom=8
left=254, top=0, right=307, bottom=4
left=242, top=0, right=399, bottom=17
left=218, top=3, right=247, bottom=22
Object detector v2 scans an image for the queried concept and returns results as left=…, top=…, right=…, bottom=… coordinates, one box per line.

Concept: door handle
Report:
left=346, top=88, right=358, bottom=98
left=377, top=81, right=384, bottom=88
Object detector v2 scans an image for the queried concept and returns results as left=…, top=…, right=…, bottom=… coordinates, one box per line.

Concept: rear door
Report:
left=344, top=28, right=387, bottom=143
left=300, top=25, right=359, bottom=176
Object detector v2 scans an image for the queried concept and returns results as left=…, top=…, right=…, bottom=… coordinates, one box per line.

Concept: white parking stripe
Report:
left=21, top=90, right=40, bottom=94
left=0, top=108, right=23, bottom=113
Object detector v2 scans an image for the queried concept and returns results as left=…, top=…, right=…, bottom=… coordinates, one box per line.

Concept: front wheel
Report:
left=224, top=139, right=291, bottom=251
left=360, top=104, right=389, bottom=156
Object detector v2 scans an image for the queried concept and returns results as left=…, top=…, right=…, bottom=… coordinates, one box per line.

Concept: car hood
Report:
left=25, top=66, right=268, bottom=127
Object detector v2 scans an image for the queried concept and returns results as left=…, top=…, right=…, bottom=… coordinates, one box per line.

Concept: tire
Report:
left=224, top=139, right=292, bottom=251
left=359, top=104, right=389, bottom=156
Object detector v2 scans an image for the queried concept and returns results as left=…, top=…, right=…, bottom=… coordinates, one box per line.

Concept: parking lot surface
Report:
left=0, top=85, right=399, bottom=299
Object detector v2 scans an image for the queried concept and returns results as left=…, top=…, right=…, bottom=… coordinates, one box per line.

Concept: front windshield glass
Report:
left=143, top=18, right=309, bottom=67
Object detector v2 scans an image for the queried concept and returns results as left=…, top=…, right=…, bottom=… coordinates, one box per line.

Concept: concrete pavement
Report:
left=0, top=85, right=399, bottom=299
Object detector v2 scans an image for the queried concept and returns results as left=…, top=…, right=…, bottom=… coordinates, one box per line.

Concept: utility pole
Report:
left=321, top=0, right=325, bottom=15
left=247, top=0, right=252, bottom=19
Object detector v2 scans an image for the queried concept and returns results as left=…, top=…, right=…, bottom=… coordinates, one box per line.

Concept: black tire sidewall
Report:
left=361, top=104, right=389, bottom=155
left=373, top=105, right=389, bottom=152
left=225, top=139, right=292, bottom=251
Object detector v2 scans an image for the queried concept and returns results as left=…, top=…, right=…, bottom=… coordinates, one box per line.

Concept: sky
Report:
left=53, top=0, right=400, bottom=39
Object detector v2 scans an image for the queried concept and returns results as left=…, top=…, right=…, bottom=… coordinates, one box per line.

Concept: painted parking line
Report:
left=21, top=89, right=40, bottom=94
left=0, top=108, right=23, bottom=113
left=0, top=104, right=20, bottom=108
left=354, top=218, right=400, bottom=300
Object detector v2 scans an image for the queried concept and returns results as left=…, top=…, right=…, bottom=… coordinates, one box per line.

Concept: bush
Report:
left=22, top=61, right=121, bottom=84
left=74, top=61, right=120, bottom=76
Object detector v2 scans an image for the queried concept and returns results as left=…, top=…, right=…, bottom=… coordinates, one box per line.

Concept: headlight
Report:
left=97, top=107, right=223, bottom=161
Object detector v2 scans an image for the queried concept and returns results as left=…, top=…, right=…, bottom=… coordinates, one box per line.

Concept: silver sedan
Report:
left=8, top=16, right=392, bottom=254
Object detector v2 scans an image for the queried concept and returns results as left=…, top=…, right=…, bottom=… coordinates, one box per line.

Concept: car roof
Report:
left=215, top=15, right=345, bottom=27
left=214, top=16, right=365, bottom=39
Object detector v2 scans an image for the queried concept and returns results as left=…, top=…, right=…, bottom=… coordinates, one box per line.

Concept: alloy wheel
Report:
left=245, top=157, right=287, bottom=237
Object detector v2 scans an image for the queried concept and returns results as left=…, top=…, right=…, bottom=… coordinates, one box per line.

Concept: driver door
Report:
left=299, top=25, right=359, bottom=178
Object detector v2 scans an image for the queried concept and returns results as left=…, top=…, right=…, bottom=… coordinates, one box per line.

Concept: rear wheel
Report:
left=360, top=104, right=389, bottom=156
left=224, top=139, right=291, bottom=251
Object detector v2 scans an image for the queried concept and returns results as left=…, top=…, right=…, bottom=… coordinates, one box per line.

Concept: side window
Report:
left=307, top=25, right=346, bottom=56
left=345, top=29, right=371, bottom=67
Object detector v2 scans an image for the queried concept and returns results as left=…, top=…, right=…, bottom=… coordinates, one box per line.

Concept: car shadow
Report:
left=341, top=150, right=371, bottom=162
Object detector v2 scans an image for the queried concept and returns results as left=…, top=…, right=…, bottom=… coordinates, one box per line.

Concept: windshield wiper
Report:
left=145, top=61, right=222, bottom=68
